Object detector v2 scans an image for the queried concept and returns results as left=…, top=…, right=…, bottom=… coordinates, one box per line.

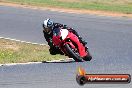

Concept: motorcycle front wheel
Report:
left=64, top=44, right=83, bottom=62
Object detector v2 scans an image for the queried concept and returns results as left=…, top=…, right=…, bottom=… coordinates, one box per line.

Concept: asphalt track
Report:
left=0, top=5, right=132, bottom=88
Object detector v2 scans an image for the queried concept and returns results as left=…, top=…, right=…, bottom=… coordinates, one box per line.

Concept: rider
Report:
left=42, top=18, right=87, bottom=55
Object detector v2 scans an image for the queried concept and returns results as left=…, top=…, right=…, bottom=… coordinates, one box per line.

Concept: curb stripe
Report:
left=0, top=58, right=74, bottom=66
left=0, top=36, right=47, bottom=46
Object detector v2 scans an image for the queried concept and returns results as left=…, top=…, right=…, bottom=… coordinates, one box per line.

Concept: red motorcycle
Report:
left=52, top=28, right=92, bottom=62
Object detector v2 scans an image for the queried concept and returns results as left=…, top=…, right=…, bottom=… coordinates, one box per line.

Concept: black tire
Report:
left=83, top=48, right=92, bottom=61
left=83, top=55, right=92, bottom=61
left=64, top=44, right=83, bottom=62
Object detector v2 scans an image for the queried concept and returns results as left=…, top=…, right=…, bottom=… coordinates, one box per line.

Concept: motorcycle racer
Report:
left=42, top=19, right=87, bottom=55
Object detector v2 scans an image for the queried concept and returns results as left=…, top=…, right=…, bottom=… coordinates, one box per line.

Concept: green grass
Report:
left=1, top=0, right=132, bottom=14
left=0, top=38, right=66, bottom=64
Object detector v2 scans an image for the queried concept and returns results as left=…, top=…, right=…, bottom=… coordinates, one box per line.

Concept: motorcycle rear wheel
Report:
left=83, top=48, right=92, bottom=61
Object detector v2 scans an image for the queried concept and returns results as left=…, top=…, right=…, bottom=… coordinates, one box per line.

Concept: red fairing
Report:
left=52, top=28, right=90, bottom=61
left=67, top=32, right=87, bottom=57
left=52, top=35, right=61, bottom=46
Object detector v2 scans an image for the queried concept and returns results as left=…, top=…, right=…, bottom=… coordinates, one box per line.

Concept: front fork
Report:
left=60, top=40, right=76, bottom=55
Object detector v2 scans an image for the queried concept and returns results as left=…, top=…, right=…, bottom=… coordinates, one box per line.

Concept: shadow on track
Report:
left=42, top=60, right=75, bottom=63
left=41, top=58, right=84, bottom=63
